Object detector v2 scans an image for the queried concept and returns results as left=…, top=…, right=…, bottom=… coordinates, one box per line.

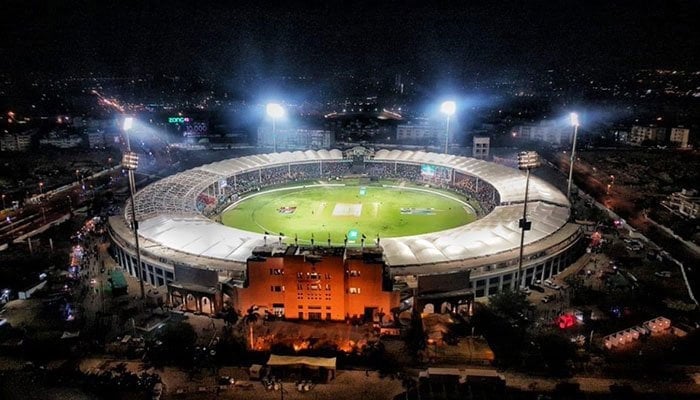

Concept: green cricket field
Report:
left=220, top=183, right=476, bottom=244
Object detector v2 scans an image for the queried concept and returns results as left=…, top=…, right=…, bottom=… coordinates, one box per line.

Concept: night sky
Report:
left=2, top=0, right=699, bottom=77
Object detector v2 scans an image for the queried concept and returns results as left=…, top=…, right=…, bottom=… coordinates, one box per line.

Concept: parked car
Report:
left=529, top=284, right=545, bottom=293
left=218, top=376, right=235, bottom=385
left=654, top=271, right=672, bottom=278
left=543, top=279, right=561, bottom=290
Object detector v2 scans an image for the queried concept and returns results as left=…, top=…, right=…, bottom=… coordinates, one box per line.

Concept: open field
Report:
left=221, top=183, right=476, bottom=244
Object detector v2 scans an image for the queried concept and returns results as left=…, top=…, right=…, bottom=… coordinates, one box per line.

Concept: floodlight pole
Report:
left=444, top=114, right=451, bottom=154
left=516, top=167, right=531, bottom=290
left=124, top=121, right=146, bottom=301
left=567, top=115, right=579, bottom=200
left=516, top=151, right=539, bottom=290
left=272, top=117, right=277, bottom=153
left=440, top=101, right=456, bottom=154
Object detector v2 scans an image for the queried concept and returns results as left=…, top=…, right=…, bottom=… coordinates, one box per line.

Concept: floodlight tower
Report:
left=566, top=112, right=579, bottom=200
left=440, top=101, right=456, bottom=154
left=516, top=151, right=541, bottom=290
left=122, top=117, right=146, bottom=301
left=266, top=103, right=285, bottom=153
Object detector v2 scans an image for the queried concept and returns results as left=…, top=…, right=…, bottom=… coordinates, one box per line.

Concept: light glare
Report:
left=570, top=112, right=579, bottom=127
left=266, top=103, right=285, bottom=119
left=440, top=101, right=456, bottom=116
left=123, top=117, right=134, bottom=131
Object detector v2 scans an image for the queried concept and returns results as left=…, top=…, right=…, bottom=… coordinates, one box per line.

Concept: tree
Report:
left=404, top=309, right=426, bottom=361
left=148, top=322, right=197, bottom=366
left=535, top=333, right=576, bottom=376
left=488, top=289, right=530, bottom=323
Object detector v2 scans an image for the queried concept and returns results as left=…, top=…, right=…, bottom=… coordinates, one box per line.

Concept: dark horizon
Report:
left=2, top=0, right=699, bottom=78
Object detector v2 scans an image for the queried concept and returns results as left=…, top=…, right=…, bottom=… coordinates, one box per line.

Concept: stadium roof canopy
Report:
left=123, top=149, right=571, bottom=268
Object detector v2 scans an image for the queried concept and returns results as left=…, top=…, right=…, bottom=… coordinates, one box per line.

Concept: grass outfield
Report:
left=220, top=183, right=476, bottom=244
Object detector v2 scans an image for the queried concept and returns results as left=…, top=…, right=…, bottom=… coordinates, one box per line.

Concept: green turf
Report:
left=220, top=183, right=476, bottom=244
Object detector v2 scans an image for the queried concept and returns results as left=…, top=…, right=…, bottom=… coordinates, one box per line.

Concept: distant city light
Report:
left=266, top=103, right=285, bottom=119
left=440, top=101, right=456, bottom=116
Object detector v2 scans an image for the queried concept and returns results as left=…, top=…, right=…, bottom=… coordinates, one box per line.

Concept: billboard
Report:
left=421, top=164, right=437, bottom=176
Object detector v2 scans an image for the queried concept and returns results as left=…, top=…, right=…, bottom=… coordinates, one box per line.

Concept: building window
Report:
left=325, top=284, right=331, bottom=291
left=270, top=268, right=284, bottom=275
left=349, top=287, right=361, bottom=294
left=347, top=270, right=361, bottom=277
left=271, top=285, right=284, bottom=292
left=308, top=312, right=322, bottom=320
left=272, top=303, right=285, bottom=317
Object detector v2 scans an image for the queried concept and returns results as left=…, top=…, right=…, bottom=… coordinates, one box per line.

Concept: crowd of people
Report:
left=453, top=172, right=500, bottom=213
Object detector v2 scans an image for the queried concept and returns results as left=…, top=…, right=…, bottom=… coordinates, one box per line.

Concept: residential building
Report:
left=257, top=127, right=334, bottom=150
left=473, top=136, right=490, bottom=158
left=512, top=121, right=569, bottom=145
left=228, top=245, right=399, bottom=323
left=669, top=126, right=690, bottom=149
left=87, top=129, right=106, bottom=148
left=39, top=131, right=83, bottom=148
left=629, top=125, right=667, bottom=145
left=0, top=130, right=35, bottom=152
left=664, top=189, right=700, bottom=219
left=396, top=118, right=443, bottom=143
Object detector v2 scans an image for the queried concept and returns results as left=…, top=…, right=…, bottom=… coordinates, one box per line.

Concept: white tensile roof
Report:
left=125, top=149, right=570, bottom=267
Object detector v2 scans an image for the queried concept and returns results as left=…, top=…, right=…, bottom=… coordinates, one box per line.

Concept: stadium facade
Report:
left=108, top=148, right=584, bottom=313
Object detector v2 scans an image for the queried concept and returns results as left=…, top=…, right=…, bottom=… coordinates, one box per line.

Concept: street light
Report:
left=566, top=112, right=579, bottom=200
left=516, top=151, right=541, bottom=290
left=122, top=117, right=146, bottom=301
left=266, top=103, right=285, bottom=153
left=440, top=101, right=456, bottom=154
left=39, top=181, right=44, bottom=196
left=1, top=194, right=5, bottom=210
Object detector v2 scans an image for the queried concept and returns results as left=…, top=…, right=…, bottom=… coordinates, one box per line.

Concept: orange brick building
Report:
left=229, top=245, right=399, bottom=323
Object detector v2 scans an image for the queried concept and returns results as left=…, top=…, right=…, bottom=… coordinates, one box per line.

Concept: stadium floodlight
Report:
left=266, top=103, right=285, bottom=119
left=266, top=103, right=285, bottom=153
left=569, top=112, right=579, bottom=127
left=440, top=101, right=456, bottom=116
left=440, top=101, right=456, bottom=154
left=567, top=112, right=580, bottom=200
left=515, top=151, right=540, bottom=290
left=123, top=116, right=134, bottom=131
left=123, top=116, right=146, bottom=301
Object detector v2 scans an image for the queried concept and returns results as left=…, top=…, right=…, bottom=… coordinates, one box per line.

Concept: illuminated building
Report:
left=629, top=124, right=667, bottom=145
left=669, top=126, right=690, bottom=149
left=472, top=136, right=490, bottom=158
left=227, top=245, right=399, bottom=322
